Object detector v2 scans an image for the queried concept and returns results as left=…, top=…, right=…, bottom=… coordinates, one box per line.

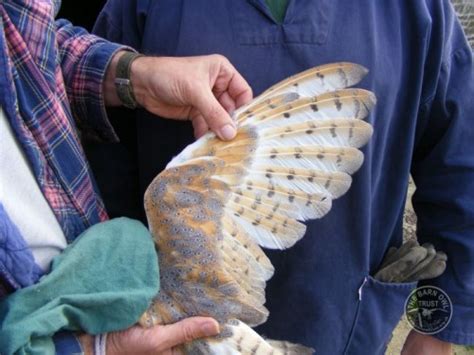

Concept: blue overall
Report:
left=92, top=1, right=474, bottom=353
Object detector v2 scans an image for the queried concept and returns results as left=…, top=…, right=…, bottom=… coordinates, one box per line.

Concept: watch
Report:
left=114, top=52, right=144, bottom=109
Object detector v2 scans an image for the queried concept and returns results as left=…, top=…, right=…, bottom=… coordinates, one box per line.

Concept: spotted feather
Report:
left=141, top=62, right=375, bottom=354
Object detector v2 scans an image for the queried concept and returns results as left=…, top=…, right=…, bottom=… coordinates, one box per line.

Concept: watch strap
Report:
left=114, top=52, right=144, bottom=109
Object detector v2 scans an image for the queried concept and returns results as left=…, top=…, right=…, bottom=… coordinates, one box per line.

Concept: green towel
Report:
left=265, top=0, right=289, bottom=23
left=0, top=218, right=159, bottom=355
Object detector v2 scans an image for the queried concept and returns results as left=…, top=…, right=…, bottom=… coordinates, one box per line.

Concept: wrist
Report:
left=104, top=51, right=145, bottom=108
left=77, top=333, right=94, bottom=355
left=104, top=331, right=122, bottom=355
left=129, top=55, right=154, bottom=109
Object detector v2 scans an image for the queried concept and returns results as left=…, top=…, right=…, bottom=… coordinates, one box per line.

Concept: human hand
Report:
left=401, top=330, right=452, bottom=355
left=78, top=316, right=219, bottom=355
left=105, top=53, right=253, bottom=140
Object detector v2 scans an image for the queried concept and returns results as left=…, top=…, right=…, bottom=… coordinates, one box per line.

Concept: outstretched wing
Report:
left=141, top=63, right=374, bottom=350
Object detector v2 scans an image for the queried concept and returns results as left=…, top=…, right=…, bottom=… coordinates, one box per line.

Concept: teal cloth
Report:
left=265, top=0, right=289, bottom=23
left=0, top=218, right=159, bottom=355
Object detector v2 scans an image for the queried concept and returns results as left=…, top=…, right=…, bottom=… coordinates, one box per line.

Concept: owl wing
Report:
left=142, top=63, right=375, bottom=353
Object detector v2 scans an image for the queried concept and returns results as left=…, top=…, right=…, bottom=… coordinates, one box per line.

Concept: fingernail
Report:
left=219, top=124, right=236, bottom=140
left=202, top=321, right=220, bottom=336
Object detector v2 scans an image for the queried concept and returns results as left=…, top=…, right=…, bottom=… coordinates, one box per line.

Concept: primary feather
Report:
left=141, top=62, right=375, bottom=354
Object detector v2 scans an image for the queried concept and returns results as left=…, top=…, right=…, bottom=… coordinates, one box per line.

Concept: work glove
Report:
left=374, top=240, right=447, bottom=283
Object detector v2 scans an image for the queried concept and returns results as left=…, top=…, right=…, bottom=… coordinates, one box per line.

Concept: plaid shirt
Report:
left=0, top=0, right=124, bottom=242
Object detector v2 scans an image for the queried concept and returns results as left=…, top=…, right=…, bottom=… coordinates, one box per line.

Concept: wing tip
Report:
left=334, top=62, right=370, bottom=87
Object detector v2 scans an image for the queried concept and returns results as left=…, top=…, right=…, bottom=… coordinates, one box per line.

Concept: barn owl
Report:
left=140, top=62, right=375, bottom=354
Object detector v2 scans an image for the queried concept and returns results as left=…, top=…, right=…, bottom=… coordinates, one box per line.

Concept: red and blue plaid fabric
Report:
left=0, top=0, right=125, bottom=241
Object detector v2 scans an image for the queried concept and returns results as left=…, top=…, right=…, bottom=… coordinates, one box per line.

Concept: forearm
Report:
left=55, top=19, right=127, bottom=141
left=402, top=331, right=452, bottom=355
left=56, top=18, right=123, bottom=106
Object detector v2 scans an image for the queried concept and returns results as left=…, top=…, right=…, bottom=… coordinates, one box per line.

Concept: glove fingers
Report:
left=397, top=240, right=420, bottom=258
left=379, top=246, right=398, bottom=269
left=405, top=252, right=448, bottom=282
left=435, top=251, right=448, bottom=262
left=402, top=244, right=437, bottom=281
left=374, top=246, right=427, bottom=283
left=379, top=240, right=419, bottom=269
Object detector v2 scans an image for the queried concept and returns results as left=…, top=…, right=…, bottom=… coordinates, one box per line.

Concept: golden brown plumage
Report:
left=140, top=62, right=375, bottom=354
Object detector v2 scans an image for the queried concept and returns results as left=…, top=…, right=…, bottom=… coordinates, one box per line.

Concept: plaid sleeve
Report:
left=55, top=19, right=132, bottom=142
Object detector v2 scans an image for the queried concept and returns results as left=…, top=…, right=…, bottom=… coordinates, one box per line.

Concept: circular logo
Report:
left=404, top=286, right=452, bottom=334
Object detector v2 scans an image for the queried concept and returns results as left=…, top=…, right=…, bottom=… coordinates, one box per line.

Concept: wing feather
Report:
left=234, top=62, right=369, bottom=117
left=141, top=62, right=375, bottom=354
left=256, top=146, right=365, bottom=174
left=241, top=89, right=375, bottom=127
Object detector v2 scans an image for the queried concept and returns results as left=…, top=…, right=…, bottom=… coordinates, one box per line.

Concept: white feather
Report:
left=255, top=146, right=364, bottom=174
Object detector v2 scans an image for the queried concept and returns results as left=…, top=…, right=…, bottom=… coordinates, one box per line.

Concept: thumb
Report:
left=155, top=317, right=220, bottom=351
left=192, top=88, right=237, bottom=141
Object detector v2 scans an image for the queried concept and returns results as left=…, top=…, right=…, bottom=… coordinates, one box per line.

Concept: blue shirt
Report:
left=93, top=0, right=474, bottom=353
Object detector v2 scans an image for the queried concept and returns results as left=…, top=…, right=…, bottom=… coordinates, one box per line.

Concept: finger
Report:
left=435, top=250, right=448, bottom=262
left=402, top=244, right=437, bottom=281
left=191, top=114, right=210, bottom=139
left=396, top=240, right=420, bottom=258
left=217, top=59, right=253, bottom=107
left=192, top=87, right=236, bottom=140
left=406, top=251, right=448, bottom=282
left=379, top=246, right=398, bottom=269
left=374, top=246, right=427, bottom=282
left=153, top=317, right=220, bottom=352
left=216, top=91, right=237, bottom=114
left=228, top=71, right=253, bottom=108
left=380, top=240, right=419, bottom=269
left=406, top=260, right=447, bottom=282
